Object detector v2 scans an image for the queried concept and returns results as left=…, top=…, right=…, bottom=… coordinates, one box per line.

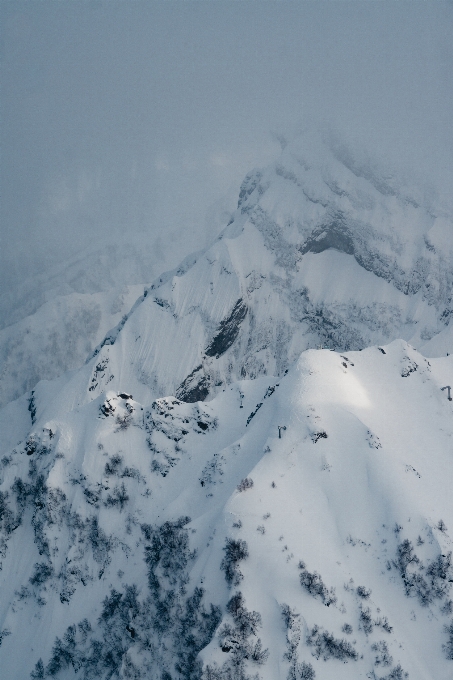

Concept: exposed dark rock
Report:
left=205, top=299, right=248, bottom=359
left=300, top=214, right=355, bottom=256
left=176, top=365, right=211, bottom=403
left=237, top=171, right=263, bottom=209
left=28, top=391, right=37, bottom=425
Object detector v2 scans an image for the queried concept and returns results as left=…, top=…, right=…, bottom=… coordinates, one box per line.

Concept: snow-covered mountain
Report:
left=1, top=134, right=453, bottom=679
left=75, top=133, right=453, bottom=409
left=2, top=134, right=452, bottom=410
left=1, top=340, right=453, bottom=679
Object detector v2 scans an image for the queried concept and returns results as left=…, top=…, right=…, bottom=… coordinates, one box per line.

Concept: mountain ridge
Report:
left=1, top=134, right=453, bottom=679
left=78, top=135, right=453, bottom=412
left=1, top=340, right=453, bottom=678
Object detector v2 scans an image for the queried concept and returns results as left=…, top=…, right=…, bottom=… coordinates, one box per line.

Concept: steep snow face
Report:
left=72, top=135, right=453, bottom=408
left=1, top=340, right=453, bottom=679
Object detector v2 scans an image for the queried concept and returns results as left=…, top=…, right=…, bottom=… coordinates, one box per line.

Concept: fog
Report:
left=1, top=1, right=452, bottom=308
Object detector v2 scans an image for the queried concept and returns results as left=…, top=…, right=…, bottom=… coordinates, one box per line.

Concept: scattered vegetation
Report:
left=306, top=625, right=358, bottom=662
left=375, top=665, right=408, bottom=680
left=443, top=620, right=453, bottom=660
left=207, top=591, right=268, bottom=679
left=0, top=629, right=11, bottom=648
left=356, top=585, right=372, bottom=599
left=35, top=517, right=222, bottom=679
left=29, top=562, right=53, bottom=587
left=371, top=641, right=393, bottom=668
left=104, top=483, right=129, bottom=511
left=359, top=605, right=374, bottom=635
left=394, top=539, right=453, bottom=607
left=104, top=454, right=123, bottom=476
left=281, top=604, right=316, bottom=679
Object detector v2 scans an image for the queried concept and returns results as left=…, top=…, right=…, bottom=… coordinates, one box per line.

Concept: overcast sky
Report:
left=1, top=1, right=452, bottom=298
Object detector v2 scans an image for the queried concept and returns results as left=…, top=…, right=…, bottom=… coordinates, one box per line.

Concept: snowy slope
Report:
left=1, top=340, right=453, bottom=679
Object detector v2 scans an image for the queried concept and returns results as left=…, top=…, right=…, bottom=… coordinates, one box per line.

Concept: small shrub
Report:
left=104, top=483, right=129, bottom=511
left=444, top=620, right=453, bottom=660
left=375, top=616, right=393, bottom=634
left=394, top=539, right=453, bottom=607
left=217, top=592, right=269, bottom=673
left=30, top=659, right=45, bottom=679
left=380, top=665, right=409, bottom=680
left=298, top=562, right=337, bottom=607
left=104, top=455, right=123, bottom=476
left=30, top=562, right=53, bottom=586
left=237, top=478, right=254, bottom=492
left=0, top=628, right=11, bottom=648
left=116, top=413, right=132, bottom=430
left=311, top=431, right=327, bottom=443
left=342, top=623, right=353, bottom=634
left=306, top=625, right=358, bottom=661
left=441, top=599, right=453, bottom=615
left=395, top=539, right=418, bottom=572
left=359, top=605, right=374, bottom=635
left=438, top=519, right=448, bottom=533
left=296, top=661, right=316, bottom=680
left=220, top=538, right=249, bottom=587
left=16, top=586, right=31, bottom=601
left=371, top=640, right=393, bottom=667
left=356, top=585, right=372, bottom=599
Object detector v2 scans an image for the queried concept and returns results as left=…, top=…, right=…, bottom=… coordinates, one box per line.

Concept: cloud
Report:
left=1, top=1, right=451, bottom=300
